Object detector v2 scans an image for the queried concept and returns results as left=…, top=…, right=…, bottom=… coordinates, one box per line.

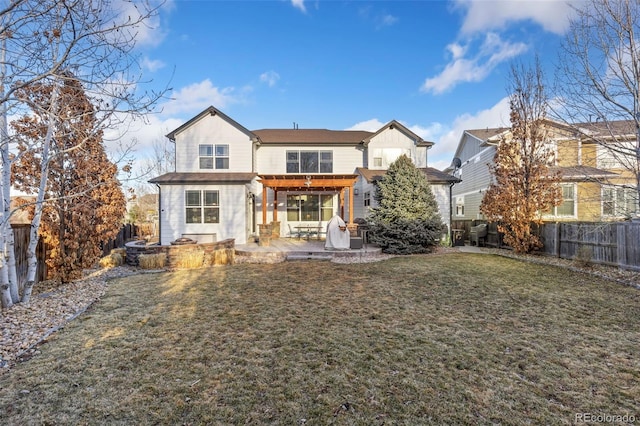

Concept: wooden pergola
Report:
left=258, top=174, right=359, bottom=224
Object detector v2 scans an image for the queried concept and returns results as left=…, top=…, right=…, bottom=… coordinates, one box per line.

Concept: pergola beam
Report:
left=258, top=174, right=358, bottom=224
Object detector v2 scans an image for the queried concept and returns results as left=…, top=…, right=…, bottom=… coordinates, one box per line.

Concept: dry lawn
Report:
left=0, top=253, right=638, bottom=424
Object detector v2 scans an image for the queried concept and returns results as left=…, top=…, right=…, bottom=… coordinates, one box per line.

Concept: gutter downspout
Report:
left=155, top=183, right=161, bottom=245
left=449, top=181, right=455, bottom=246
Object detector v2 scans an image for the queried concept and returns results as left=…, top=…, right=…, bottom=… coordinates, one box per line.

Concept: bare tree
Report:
left=0, top=0, right=166, bottom=308
left=553, top=0, right=640, bottom=216
left=481, top=60, right=562, bottom=254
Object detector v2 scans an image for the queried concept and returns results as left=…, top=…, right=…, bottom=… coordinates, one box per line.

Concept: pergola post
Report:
left=262, top=186, right=267, bottom=224
left=273, top=190, right=278, bottom=222
left=348, top=185, right=354, bottom=224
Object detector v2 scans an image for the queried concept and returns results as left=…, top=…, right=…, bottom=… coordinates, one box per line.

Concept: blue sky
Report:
left=122, top=0, right=578, bottom=174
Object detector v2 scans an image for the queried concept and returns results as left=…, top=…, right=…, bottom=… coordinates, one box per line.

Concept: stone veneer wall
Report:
left=125, top=239, right=235, bottom=268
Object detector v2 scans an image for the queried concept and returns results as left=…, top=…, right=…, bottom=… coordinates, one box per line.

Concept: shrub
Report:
left=99, top=253, right=123, bottom=268
left=138, top=253, right=166, bottom=270
left=370, top=218, right=444, bottom=254
left=111, top=248, right=126, bottom=258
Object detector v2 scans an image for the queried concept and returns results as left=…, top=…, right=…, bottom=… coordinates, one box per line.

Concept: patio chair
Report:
left=288, top=224, right=308, bottom=239
left=470, top=223, right=488, bottom=247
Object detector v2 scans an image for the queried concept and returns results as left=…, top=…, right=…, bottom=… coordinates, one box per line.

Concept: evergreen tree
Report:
left=369, top=154, right=444, bottom=254
left=12, top=76, right=126, bottom=283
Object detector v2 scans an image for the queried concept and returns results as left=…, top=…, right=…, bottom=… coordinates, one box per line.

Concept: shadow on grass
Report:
left=1, top=254, right=638, bottom=424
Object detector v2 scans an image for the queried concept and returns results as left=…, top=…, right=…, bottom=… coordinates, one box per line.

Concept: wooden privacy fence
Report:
left=101, top=223, right=139, bottom=256
left=11, top=223, right=143, bottom=285
left=12, top=224, right=47, bottom=284
left=540, top=221, right=640, bottom=272
left=454, top=219, right=640, bottom=271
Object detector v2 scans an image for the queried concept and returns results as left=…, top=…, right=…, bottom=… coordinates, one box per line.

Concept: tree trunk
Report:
left=21, top=280, right=34, bottom=305
left=0, top=281, right=11, bottom=309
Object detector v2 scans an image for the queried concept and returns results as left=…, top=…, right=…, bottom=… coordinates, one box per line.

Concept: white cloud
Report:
left=260, top=71, right=280, bottom=87
left=159, top=79, right=248, bottom=116
left=291, top=0, right=306, bottom=13
left=109, top=0, right=172, bottom=48
left=377, top=14, right=399, bottom=29
left=358, top=6, right=398, bottom=30
left=454, top=0, right=577, bottom=36
left=141, top=56, right=165, bottom=72
left=429, top=96, right=511, bottom=170
left=347, top=119, right=443, bottom=142
left=346, top=118, right=385, bottom=132
left=421, top=33, right=527, bottom=94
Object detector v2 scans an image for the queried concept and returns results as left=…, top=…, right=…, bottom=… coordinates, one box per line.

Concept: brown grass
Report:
left=0, top=253, right=638, bottom=424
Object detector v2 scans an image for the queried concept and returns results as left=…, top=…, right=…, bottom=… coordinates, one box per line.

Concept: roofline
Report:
left=165, top=106, right=258, bottom=142
left=362, top=120, right=434, bottom=148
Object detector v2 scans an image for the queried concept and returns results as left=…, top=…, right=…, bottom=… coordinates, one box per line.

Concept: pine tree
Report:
left=480, top=61, right=562, bottom=254
left=369, top=154, right=444, bottom=254
left=11, top=76, right=126, bottom=283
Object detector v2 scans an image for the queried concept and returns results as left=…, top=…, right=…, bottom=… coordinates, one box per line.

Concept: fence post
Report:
left=553, top=222, right=561, bottom=258
left=617, top=222, right=627, bottom=270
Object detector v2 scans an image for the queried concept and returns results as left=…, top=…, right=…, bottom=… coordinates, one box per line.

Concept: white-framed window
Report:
left=286, top=150, right=333, bottom=173
left=597, top=142, right=635, bottom=169
left=286, top=194, right=334, bottom=221
left=547, top=184, right=576, bottom=217
left=602, top=186, right=637, bottom=217
left=373, top=157, right=382, bottom=167
left=455, top=196, right=465, bottom=217
left=199, top=144, right=229, bottom=170
left=199, top=144, right=213, bottom=169
left=364, top=191, right=371, bottom=207
left=215, top=144, right=229, bottom=169
left=185, top=190, right=219, bottom=223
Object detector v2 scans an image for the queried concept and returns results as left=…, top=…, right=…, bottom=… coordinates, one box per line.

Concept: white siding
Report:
left=256, top=144, right=362, bottom=174
left=451, top=136, right=495, bottom=220
left=367, top=127, right=418, bottom=169
left=159, top=184, right=249, bottom=245
left=174, top=113, right=254, bottom=173
left=415, top=146, right=428, bottom=168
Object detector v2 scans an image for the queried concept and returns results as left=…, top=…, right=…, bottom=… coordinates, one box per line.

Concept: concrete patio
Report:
left=235, top=237, right=383, bottom=263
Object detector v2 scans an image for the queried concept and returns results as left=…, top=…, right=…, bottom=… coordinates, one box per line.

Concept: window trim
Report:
left=602, top=185, right=637, bottom=218
left=199, top=144, right=214, bottom=169
left=285, top=150, right=333, bottom=173
left=185, top=190, right=220, bottom=224
left=215, top=144, right=229, bottom=170
left=199, top=144, right=229, bottom=170
left=545, top=183, right=576, bottom=218
left=455, top=196, right=465, bottom=217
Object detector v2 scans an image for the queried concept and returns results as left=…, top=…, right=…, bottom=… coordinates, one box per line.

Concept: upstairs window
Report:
left=455, top=196, right=465, bottom=217
left=215, top=144, right=229, bottom=169
left=199, top=144, right=229, bottom=170
left=199, top=144, right=213, bottom=169
left=364, top=191, right=371, bottom=207
left=597, top=142, right=635, bottom=169
left=185, top=190, right=219, bottom=223
left=286, top=150, right=333, bottom=173
left=602, top=186, right=637, bottom=217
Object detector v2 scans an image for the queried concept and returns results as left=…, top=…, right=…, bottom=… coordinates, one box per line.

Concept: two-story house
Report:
left=447, top=119, right=638, bottom=223
left=149, top=106, right=458, bottom=245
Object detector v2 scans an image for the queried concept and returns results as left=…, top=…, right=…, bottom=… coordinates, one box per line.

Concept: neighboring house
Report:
left=149, top=106, right=457, bottom=245
left=446, top=120, right=638, bottom=223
